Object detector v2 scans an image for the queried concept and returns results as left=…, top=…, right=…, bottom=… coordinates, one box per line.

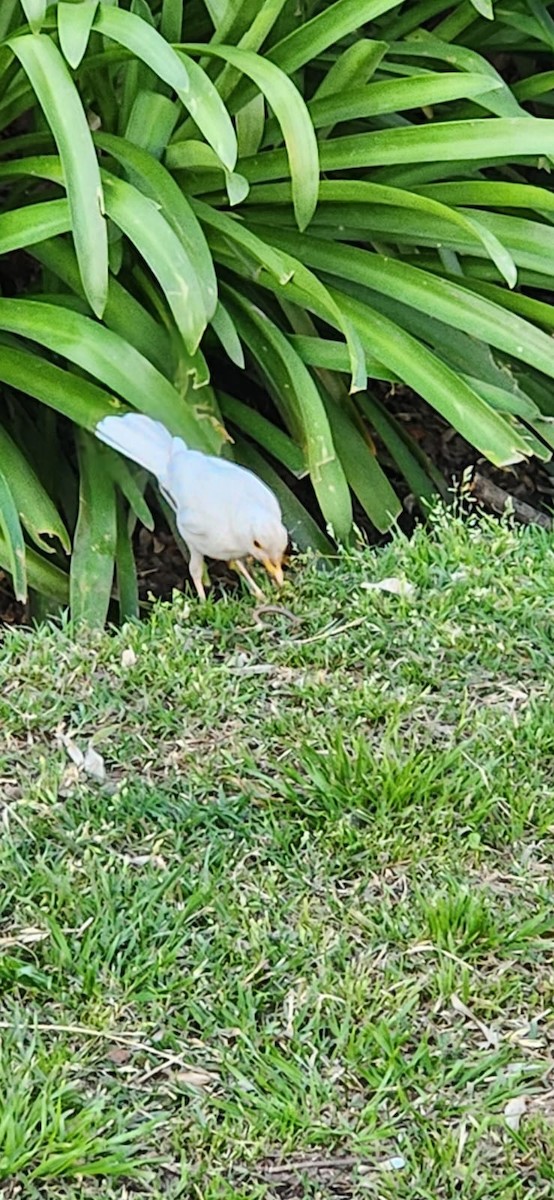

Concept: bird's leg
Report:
left=188, top=548, right=207, bottom=602
left=230, top=558, right=266, bottom=601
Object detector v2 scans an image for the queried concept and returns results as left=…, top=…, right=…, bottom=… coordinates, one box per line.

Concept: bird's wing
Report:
left=169, top=448, right=281, bottom=513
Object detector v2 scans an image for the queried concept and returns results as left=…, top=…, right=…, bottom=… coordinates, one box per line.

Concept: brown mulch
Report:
left=387, top=387, right=554, bottom=516
left=0, top=576, right=26, bottom=628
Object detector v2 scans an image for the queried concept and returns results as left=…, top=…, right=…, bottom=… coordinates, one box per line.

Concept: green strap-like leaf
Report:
left=0, top=306, right=214, bottom=450
left=236, top=93, right=265, bottom=156
left=273, top=252, right=368, bottom=393
left=0, top=150, right=203, bottom=370
left=0, top=462, right=27, bottom=602
left=102, top=448, right=154, bottom=533
left=210, top=302, right=245, bottom=369
left=219, top=391, right=306, bottom=478
left=176, top=51, right=237, bottom=171
left=94, top=3, right=190, bottom=94
left=124, top=89, right=180, bottom=159
left=291, top=74, right=505, bottom=139
left=191, top=197, right=293, bottom=285
left=182, top=42, right=319, bottom=230
left=0, top=535, right=69, bottom=604
left=268, top=0, right=397, bottom=75
left=8, top=34, right=108, bottom=318
left=102, top=170, right=207, bottom=354
left=259, top=228, right=554, bottom=383
left=386, top=32, right=523, bottom=118
left=357, top=392, right=442, bottom=508
left=335, top=289, right=530, bottom=467
left=0, top=1, right=19, bottom=40
left=0, top=197, right=71, bottom=253
left=441, top=272, right=554, bottom=334
left=206, top=0, right=256, bottom=43
left=0, top=148, right=209, bottom=350
left=313, top=39, right=387, bottom=104
left=96, top=132, right=217, bottom=322
left=194, top=202, right=366, bottom=393
left=116, top=495, right=139, bottom=622
left=289, top=335, right=396, bottom=382
left=247, top=176, right=517, bottom=287
left=229, top=229, right=530, bottom=467
left=0, top=340, right=124, bottom=430
left=0, top=423, right=70, bottom=555
left=20, top=0, right=46, bottom=34
left=242, top=118, right=554, bottom=184
left=226, top=287, right=353, bottom=540
left=29, top=237, right=172, bottom=378
left=198, top=0, right=290, bottom=107
left=161, top=0, right=184, bottom=43
left=71, top=430, right=117, bottom=628
left=94, top=4, right=237, bottom=170
left=415, top=178, right=554, bottom=220
left=58, top=1, right=98, bottom=70
left=320, top=388, right=402, bottom=533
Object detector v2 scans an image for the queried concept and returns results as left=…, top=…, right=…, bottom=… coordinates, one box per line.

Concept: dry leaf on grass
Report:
left=362, top=577, right=416, bottom=598
left=58, top=730, right=107, bottom=786
left=121, top=647, right=137, bottom=668
left=504, top=1095, right=527, bottom=1131
left=83, top=746, right=106, bottom=783
left=60, top=733, right=84, bottom=768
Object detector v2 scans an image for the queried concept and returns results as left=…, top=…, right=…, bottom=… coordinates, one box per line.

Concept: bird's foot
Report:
left=229, top=559, right=266, bottom=601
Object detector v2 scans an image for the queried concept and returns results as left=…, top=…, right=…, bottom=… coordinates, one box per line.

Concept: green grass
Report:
left=1, top=510, right=554, bottom=1198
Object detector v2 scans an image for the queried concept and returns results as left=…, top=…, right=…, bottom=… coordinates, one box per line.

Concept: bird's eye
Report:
left=253, top=539, right=262, bottom=549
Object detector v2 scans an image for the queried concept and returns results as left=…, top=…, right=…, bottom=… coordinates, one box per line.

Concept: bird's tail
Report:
left=95, top=413, right=183, bottom=484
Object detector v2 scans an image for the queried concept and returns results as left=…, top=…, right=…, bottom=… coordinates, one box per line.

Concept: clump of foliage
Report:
left=1, top=0, right=554, bottom=624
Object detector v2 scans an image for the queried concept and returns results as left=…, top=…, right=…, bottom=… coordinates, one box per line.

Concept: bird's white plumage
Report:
left=96, top=413, right=288, bottom=598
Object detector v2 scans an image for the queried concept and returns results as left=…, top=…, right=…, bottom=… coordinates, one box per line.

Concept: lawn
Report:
left=1, top=511, right=554, bottom=1198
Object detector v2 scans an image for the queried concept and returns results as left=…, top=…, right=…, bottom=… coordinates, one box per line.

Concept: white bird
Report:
left=96, top=412, right=288, bottom=601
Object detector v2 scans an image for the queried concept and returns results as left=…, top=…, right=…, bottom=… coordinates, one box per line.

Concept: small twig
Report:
left=470, top=471, right=552, bottom=530
left=0, top=1020, right=206, bottom=1065
left=261, top=1155, right=363, bottom=1176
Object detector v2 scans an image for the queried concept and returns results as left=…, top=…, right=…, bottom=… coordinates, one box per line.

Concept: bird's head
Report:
left=249, top=516, right=288, bottom=586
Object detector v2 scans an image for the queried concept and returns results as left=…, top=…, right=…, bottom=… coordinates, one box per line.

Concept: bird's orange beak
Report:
left=262, top=557, right=284, bottom=587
